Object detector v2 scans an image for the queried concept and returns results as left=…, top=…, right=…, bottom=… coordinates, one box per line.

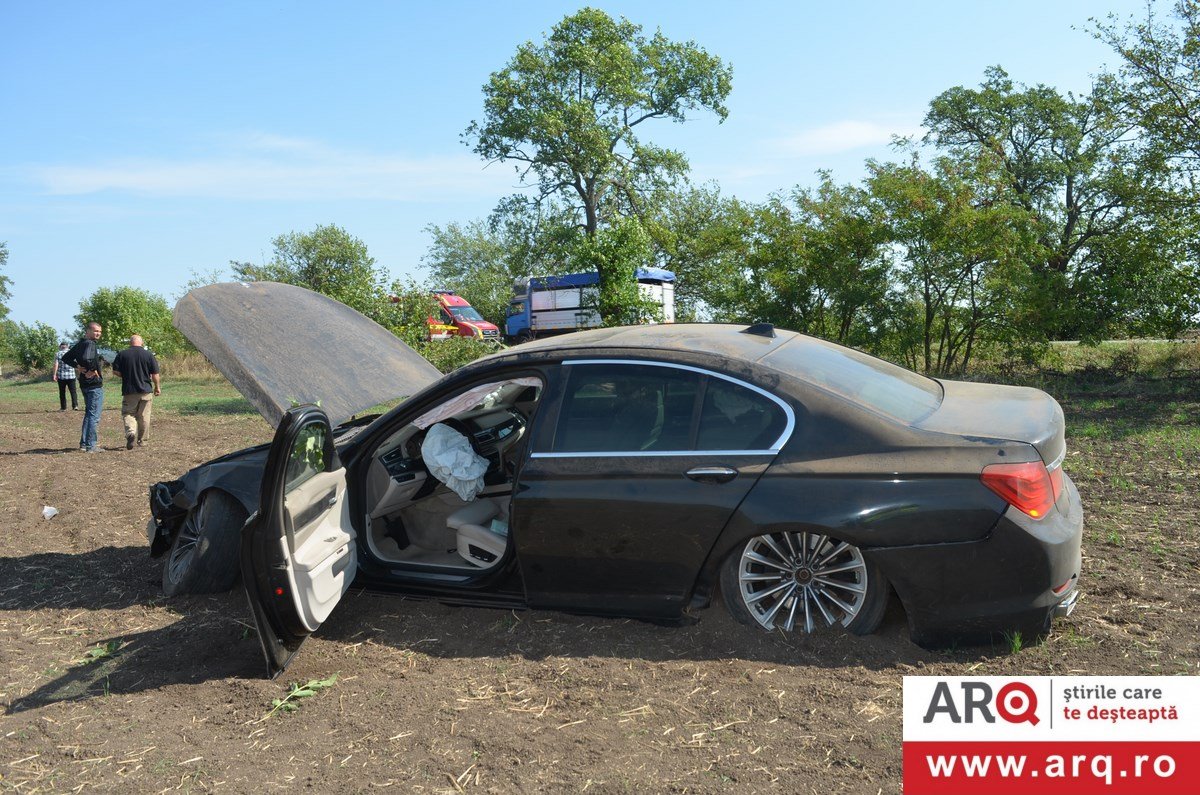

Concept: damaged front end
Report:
left=148, top=480, right=189, bottom=556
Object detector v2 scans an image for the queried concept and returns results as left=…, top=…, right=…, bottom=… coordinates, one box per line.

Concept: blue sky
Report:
left=1, top=0, right=1148, bottom=335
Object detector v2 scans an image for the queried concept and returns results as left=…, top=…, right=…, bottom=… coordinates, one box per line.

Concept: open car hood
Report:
left=174, top=282, right=443, bottom=427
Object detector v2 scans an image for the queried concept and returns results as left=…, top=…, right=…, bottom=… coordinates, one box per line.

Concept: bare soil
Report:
left=1, top=377, right=1197, bottom=793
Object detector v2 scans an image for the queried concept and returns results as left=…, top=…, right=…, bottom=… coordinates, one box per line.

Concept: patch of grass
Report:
left=156, top=380, right=256, bottom=417
left=1001, top=630, right=1024, bottom=655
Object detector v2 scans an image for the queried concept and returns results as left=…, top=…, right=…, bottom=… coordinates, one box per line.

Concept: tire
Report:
left=161, top=490, right=248, bottom=596
left=720, top=531, right=888, bottom=635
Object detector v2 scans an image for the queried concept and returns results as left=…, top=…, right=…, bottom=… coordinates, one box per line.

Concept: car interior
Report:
left=360, top=377, right=543, bottom=574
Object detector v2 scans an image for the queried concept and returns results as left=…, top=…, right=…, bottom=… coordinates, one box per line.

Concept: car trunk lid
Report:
left=174, top=281, right=443, bottom=428
left=916, top=379, right=1065, bottom=466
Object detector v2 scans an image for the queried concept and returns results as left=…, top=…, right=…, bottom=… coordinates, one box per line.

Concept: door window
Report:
left=553, top=364, right=700, bottom=453
left=285, top=421, right=328, bottom=491
left=696, top=377, right=790, bottom=451
left=549, top=362, right=792, bottom=454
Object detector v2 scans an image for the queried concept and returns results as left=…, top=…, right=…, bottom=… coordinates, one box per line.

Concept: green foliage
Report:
left=466, top=7, right=731, bottom=321
left=6, top=321, right=60, bottom=372
left=1095, top=1, right=1200, bottom=170
left=691, top=176, right=895, bottom=348
left=263, top=674, right=338, bottom=719
left=414, top=336, right=496, bottom=374
left=869, top=151, right=1045, bottom=374
left=75, top=286, right=189, bottom=356
left=922, top=66, right=1189, bottom=340
left=233, top=224, right=392, bottom=324
left=642, top=184, right=742, bottom=321
left=571, top=217, right=660, bottom=325
left=379, top=279, right=440, bottom=347
left=0, top=241, right=11, bottom=323
left=423, top=197, right=580, bottom=326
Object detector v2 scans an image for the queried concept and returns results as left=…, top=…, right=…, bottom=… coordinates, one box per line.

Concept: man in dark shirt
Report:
left=112, top=334, right=162, bottom=450
left=61, top=322, right=105, bottom=452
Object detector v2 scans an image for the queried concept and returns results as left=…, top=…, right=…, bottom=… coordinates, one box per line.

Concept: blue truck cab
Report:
left=505, top=267, right=676, bottom=343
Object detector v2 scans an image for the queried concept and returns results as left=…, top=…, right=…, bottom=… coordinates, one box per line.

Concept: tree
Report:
left=423, top=197, right=580, bottom=325
left=674, top=178, right=893, bottom=348
left=8, top=321, right=64, bottom=372
left=923, top=67, right=1159, bottom=338
left=232, top=224, right=389, bottom=322
left=1095, top=1, right=1200, bottom=171
left=0, top=242, right=11, bottom=323
left=868, top=152, right=1043, bottom=374
left=466, top=7, right=731, bottom=323
left=75, top=287, right=189, bottom=356
left=641, top=184, right=745, bottom=321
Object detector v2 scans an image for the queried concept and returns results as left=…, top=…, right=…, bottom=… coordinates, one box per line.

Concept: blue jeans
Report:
left=81, top=386, right=104, bottom=450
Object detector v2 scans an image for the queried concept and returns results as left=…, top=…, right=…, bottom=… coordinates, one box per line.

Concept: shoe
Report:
left=59, top=408, right=67, bottom=412
left=73, top=407, right=80, bottom=411
left=137, top=440, right=147, bottom=447
left=126, top=434, right=135, bottom=450
left=79, top=446, right=88, bottom=453
left=87, top=447, right=104, bottom=453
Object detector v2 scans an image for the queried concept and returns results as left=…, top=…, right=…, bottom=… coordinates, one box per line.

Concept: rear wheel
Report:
left=162, top=490, right=248, bottom=596
left=721, top=531, right=888, bottom=635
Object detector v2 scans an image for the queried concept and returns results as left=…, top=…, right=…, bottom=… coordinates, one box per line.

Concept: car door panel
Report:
left=514, top=453, right=772, bottom=616
left=282, top=469, right=354, bottom=630
left=242, top=405, right=355, bottom=678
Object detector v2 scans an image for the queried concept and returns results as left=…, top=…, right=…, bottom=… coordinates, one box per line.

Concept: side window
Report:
left=553, top=364, right=700, bottom=453
left=697, top=378, right=788, bottom=451
left=439, top=309, right=455, bottom=324
left=285, top=421, right=328, bottom=492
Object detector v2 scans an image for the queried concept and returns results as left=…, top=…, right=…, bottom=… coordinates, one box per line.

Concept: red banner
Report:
left=904, top=741, right=1199, bottom=794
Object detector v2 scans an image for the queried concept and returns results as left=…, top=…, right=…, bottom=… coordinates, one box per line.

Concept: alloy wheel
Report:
left=735, top=531, right=869, bottom=632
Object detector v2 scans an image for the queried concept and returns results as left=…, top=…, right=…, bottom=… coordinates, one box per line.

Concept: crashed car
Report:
left=149, top=282, right=1083, bottom=676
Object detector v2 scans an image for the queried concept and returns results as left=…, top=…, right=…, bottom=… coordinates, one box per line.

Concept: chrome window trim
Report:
left=531, top=449, right=780, bottom=459
left=536, top=358, right=796, bottom=457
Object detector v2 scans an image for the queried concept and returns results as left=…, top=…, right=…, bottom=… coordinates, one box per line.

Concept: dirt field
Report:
left=1, top=373, right=1197, bottom=793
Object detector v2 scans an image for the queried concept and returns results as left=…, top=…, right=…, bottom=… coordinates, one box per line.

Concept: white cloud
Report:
left=772, top=119, right=924, bottom=157
left=27, top=134, right=517, bottom=202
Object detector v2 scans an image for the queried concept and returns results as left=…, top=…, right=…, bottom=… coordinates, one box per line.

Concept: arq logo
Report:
left=922, top=680, right=1040, bottom=725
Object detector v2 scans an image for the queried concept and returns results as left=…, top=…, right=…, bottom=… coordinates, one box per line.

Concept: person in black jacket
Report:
left=112, top=334, right=161, bottom=449
left=61, top=322, right=105, bottom=452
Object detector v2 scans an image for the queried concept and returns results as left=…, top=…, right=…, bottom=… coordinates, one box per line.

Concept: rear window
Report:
left=763, top=337, right=942, bottom=423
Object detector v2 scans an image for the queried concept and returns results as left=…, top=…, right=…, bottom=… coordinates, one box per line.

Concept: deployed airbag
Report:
left=421, top=423, right=488, bottom=501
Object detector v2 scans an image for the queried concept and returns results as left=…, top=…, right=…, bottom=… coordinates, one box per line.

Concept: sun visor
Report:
left=173, top=282, right=443, bottom=427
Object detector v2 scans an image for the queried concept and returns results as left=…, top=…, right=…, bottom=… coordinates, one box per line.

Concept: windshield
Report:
left=448, top=305, right=485, bottom=322
left=763, top=336, right=942, bottom=423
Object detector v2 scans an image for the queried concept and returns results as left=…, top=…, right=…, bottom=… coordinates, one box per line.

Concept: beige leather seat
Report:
left=447, top=500, right=506, bottom=567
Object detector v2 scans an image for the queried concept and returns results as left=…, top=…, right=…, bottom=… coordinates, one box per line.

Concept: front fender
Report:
left=147, top=446, right=269, bottom=557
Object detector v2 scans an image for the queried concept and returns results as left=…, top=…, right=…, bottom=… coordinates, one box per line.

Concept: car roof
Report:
left=482, top=323, right=799, bottom=365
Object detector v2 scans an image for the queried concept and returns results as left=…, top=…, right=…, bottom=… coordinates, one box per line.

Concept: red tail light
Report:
left=981, top=460, right=1062, bottom=519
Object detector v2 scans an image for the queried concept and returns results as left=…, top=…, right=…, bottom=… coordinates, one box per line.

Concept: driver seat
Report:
left=447, top=500, right=505, bottom=567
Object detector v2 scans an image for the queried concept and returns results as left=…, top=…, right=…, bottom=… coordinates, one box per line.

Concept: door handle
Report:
left=685, top=466, right=738, bottom=484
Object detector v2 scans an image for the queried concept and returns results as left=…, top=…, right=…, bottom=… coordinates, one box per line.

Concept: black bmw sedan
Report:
left=148, top=282, right=1082, bottom=676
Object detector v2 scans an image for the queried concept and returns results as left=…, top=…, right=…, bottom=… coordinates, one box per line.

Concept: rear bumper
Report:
left=869, top=472, right=1083, bottom=646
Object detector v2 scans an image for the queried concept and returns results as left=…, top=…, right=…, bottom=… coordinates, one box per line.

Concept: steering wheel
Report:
left=440, top=417, right=486, bottom=457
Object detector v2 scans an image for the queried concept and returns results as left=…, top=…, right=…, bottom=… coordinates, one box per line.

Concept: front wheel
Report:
left=720, top=531, right=888, bottom=635
left=162, top=490, right=248, bottom=596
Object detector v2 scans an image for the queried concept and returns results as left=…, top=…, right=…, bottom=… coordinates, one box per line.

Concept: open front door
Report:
left=242, top=405, right=356, bottom=678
